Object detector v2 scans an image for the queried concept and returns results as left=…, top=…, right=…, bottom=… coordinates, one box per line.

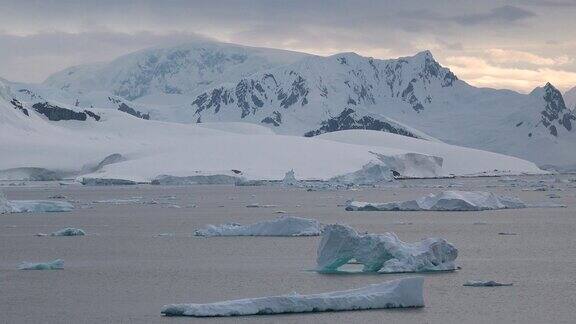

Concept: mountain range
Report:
left=7, top=39, right=576, bottom=167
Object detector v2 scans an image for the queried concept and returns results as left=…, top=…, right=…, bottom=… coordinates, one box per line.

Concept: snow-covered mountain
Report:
left=0, top=77, right=543, bottom=181
left=44, top=41, right=308, bottom=101
left=15, top=40, right=576, bottom=167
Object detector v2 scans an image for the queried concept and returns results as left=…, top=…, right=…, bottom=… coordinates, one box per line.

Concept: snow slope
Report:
left=319, top=130, right=542, bottom=176
left=564, top=86, right=576, bottom=110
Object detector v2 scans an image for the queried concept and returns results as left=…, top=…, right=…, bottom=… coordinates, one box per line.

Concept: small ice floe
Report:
left=18, top=259, right=64, bottom=270
left=51, top=227, right=86, bottom=236
left=463, top=280, right=512, bottom=287
left=245, top=203, right=277, bottom=208
left=346, top=190, right=525, bottom=212
left=547, top=193, right=561, bottom=199
left=48, top=194, right=67, bottom=199
left=161, top=277, right=424, bottom=317
left=155, top=233, right=175, bottom=237
left=498, top=232, right=518, bottom=236
left=274, top=210, right=287, bottom=214
left=194, top=216, right=322, bottom=237
left=316, top=224, right=457, bottom=273
left=1, top=192, right=74, bottom=214
left=92, top=197, right=143, bottom=205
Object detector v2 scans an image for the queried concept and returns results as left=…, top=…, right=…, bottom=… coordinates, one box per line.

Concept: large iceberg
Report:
left=346, top=190, right=526, bottom=211
left=161, top=277, right=424, bottom=317
left=18, top=259, right=64, bottom=270
left=194, top=216, right=321, bottom=237
left=0, top=192, right=74, bottom=214
left=316, top=224, right=457, bottom=273
left=329, top=162, right=393, bottom=185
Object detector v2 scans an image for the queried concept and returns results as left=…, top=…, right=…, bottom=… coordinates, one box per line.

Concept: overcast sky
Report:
left=1, top=0, right=575, bottom=92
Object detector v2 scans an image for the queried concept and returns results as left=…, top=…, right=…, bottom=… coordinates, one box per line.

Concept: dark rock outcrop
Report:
left=304, top=108, right=419, bottom=138
left=118, top=103, right=150, bottom=120
left=32, top=102, right=100, bottom=121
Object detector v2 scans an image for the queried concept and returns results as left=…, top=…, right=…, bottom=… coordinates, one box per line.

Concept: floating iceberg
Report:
left=463, top=280, right=513, bottom=287
left=194, top=216, right=321, bottom=237
left=281, top=169, right=299, bottom=186
left=161, top=277, right=424, bottom=317
left=346, top=190, right=526, bottom=211
left=51, top=227, right=85, bottom=236
left=316, top=224, right=457, bottom=273
left=18, top=259, right=64, bottom=270
left=0, top=192, right=74, bottom=214
left=329, top=162, right=393, bottom=185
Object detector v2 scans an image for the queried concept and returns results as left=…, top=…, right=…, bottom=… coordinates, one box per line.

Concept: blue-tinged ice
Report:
left=18, top=259, right=64, bottom=270
left=316, top=224, right=457, bottom=273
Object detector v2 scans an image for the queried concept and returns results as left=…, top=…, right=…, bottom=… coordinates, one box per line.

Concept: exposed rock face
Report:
left=304, top=108, right=419, bottom=138
left=261, top=111, right=282, bottom=126
left=190, top=51, right=456, bottom=127
left=118, top=103, right=150, bottom=120
left=32, top=102, right=100, bottom=122
left=537, top=83, right=575, bottom=136
left=10, top=99, right=29, bottom=116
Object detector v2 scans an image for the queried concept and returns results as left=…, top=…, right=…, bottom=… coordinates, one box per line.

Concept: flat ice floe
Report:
left=316, top=224, right=457, bottom=273
left=346, top=190, right=526, bottom=211
left=0, top=191, right=74, bottom=214
left=51, top=227, right=85, bottom=236
left=18, top=259, right=64, bottom=270
left=464, top=280, right=513, bottom=287
left=194, top=216, right=321, bottom=237
left=161, top=277, right=424, bottom=317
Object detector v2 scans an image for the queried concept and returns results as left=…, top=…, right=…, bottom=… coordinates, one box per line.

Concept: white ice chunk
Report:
left=194, top=216, right=321, bottom=237
left=161, top=277, right=424, bottom=317
left=18, top=259, right=64, bottom=270
left=346, top=190, right=526, bottom=211
left=463, top=280, right=513, bottom=287
left=281, top=169, right=299, bottom=186
left=329, top=162, right=393, bottom=185
left=316, top=224, right=457, bottom=273
left=51, top=227, right=85, bottom=236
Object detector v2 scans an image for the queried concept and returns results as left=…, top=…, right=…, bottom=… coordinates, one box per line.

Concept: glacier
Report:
left=194, top=216, right=321, bottom=237
left=18, top=259, right=64, bottom=270
left=346, top=190, right=526, bottom=212
left=161, top=277, right=424, bottom=317
left=316, top=224, right=457, bottom=273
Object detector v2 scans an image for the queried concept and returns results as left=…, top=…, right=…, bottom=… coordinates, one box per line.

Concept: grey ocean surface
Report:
left=1, top=175, right=576, bottom=323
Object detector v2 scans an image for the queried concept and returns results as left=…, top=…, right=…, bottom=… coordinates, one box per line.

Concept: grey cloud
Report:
left=454, top=5, right=535, bottom=25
